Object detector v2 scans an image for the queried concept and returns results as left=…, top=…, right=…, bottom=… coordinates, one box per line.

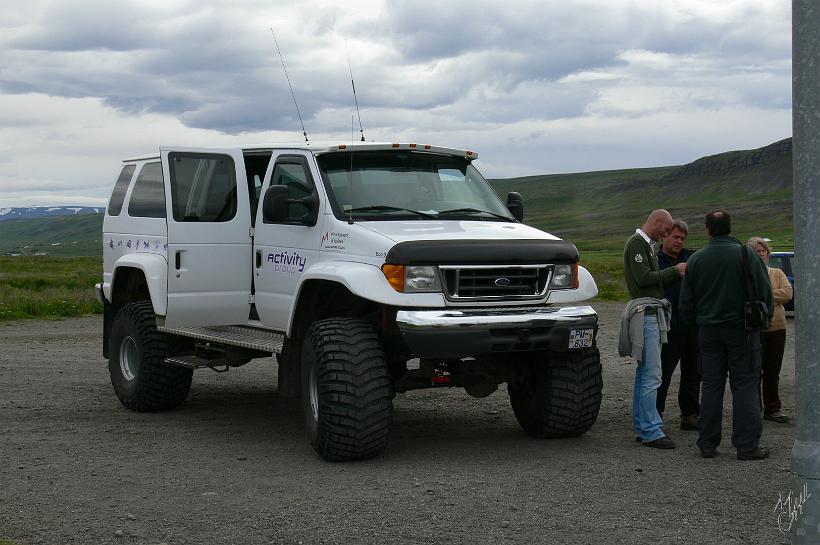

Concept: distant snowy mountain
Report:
left=0, top=206, right=104, bottom=222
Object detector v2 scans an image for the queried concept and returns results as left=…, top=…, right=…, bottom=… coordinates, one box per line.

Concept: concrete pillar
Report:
left=791, top=1, right=820, bottom=542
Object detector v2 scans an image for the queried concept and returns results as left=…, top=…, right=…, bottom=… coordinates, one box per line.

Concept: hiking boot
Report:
left=643, top=436, right=676, bottom=449
left=680, top=414, right=699, bottom=430
left=737, top=447, right=770, bottom=461
left=764, top=410, right=789, bottom=423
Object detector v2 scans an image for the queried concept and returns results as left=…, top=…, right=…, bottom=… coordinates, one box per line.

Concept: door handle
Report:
left=175, top=251, right=181, bottom=270
left=256, top=250, right=262, bottom=268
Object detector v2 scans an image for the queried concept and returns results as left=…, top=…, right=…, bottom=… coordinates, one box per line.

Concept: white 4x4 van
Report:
left=97, top=142, right=601, bottom=461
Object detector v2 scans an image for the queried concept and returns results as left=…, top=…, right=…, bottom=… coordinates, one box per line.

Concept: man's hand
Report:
left=675, top=262, right=687, bottom=277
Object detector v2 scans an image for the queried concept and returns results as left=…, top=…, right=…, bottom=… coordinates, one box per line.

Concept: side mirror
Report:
left=506, top=192, right=524, bottom=222
left=262, top=185, right=319, bottom=226
left=262, top=185, right=290, bottom=223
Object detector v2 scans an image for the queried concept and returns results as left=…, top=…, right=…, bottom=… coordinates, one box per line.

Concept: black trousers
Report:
left=697, top=327, right=763, bottom=452
left=760, top=329, right=787, bottom=415
left=656, top=326, right=701, bottom=417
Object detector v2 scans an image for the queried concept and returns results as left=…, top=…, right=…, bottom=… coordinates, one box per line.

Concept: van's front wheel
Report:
left=508, top=347, right=602, bottom=438
left=301, top=318, right=393, bottom=461
left=108, top=302, right=193, bottom=411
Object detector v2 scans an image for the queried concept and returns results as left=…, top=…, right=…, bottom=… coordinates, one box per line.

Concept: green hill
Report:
left=0, top=214, right=103, bottom=256
left=489, top=138, right=793, bottom=253
left=0, top=138, right=793, bottom=258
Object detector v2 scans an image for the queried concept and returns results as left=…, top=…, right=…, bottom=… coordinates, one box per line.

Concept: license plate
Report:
left=568, top=329, right=593, bottom=349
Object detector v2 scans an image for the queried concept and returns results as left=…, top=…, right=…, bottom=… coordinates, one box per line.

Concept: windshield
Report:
left=317, top=151, right=514, bottom=221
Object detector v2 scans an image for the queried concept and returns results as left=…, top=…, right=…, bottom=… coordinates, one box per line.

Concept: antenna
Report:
left=270, top=27, right=308, bottom=142
left=345, top=39, right=366, bottom=142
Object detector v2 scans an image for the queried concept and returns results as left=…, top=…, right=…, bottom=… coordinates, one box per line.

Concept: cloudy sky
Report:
left=0, top=0, right=791, bottom=207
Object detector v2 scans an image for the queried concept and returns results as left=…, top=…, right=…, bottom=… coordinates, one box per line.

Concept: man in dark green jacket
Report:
left=623, top=209, right=686, bottom=449
left=679, top=210, right=773, bottom=460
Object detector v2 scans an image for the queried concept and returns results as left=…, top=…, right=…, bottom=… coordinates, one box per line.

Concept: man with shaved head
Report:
left=622, top=209, right=686, bottom=449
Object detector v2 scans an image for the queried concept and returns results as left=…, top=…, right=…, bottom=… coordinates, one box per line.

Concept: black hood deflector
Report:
left=385, top=239, right=579, bottom=265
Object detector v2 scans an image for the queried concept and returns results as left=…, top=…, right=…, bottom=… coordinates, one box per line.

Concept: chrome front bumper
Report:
left=395, top=305, right=598, bottom=357
left=94, top=283, right=106, bottom=305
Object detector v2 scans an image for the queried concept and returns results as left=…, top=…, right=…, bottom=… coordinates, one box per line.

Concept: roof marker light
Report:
left=466, top=151, right=474, bottom=156
left=392, top=143, right=400, bottom=148
left=409, top=143, right=417, bottom=148
left=424, top=144, right=431, bottom=150
left=338, top=144, right=347, bottom=149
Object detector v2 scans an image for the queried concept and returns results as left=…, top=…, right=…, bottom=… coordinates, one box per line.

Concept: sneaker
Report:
left=680, top=414, right=699, bottom=430
left=700, top=447, right=718, bottom=458
left=643, top=436, right=676, bottom=449
left=764, top=411, right=789, bottom=423
left=737, top=447, right=770, bottom=461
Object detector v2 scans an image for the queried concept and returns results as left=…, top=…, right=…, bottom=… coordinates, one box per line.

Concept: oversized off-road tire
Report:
left=301, top=318, right=393, bottom=461
left=508, top=347, right=602, bottom=438
left=108, top=302, right=193, bottom=412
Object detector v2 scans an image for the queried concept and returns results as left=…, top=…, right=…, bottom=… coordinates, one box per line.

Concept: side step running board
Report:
left=157, top=325, right=285, bottom=353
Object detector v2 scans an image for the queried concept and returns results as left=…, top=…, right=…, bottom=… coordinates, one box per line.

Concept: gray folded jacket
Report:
left=618, top=297, right=672, bottom=362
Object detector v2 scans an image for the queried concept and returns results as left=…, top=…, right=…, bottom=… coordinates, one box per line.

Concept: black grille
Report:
left=443, top=266, right=549, bottom=300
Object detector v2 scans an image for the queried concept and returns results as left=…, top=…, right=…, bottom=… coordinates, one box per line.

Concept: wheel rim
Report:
left=308, top=365, right=319, bottom=422
left=119, top=335, right=138, bottom=382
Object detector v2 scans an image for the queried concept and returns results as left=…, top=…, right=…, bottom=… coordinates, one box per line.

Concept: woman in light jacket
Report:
left=748, top=237, right=793, bottom=423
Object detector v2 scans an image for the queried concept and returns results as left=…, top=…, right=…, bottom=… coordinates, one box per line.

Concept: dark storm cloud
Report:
left=0, top=0, right=792, bottom=135
left=370, top=1, right=789, bottom=81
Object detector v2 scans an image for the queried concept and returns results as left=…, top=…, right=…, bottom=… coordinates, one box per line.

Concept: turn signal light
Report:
left=573, top=262, right=579, bottom=289
left=382, top=264, right=405, bottom=292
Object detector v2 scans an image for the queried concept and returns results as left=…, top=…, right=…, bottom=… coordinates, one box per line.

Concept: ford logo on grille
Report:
left=494, top=277, right=511, bottom=287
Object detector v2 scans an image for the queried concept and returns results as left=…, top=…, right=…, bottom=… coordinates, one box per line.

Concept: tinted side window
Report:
left=271, top=158, right=315, bottom=217
left=243, top=152, right=272, bottom=224
left=128, top=163, right=166, bottom=218
left=108, top=165, right=136, bottom=216
left=169, top=153, right=237, bottom=222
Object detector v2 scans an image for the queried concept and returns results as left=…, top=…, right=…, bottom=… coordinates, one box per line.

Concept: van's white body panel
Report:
left=102, top=142, right=598, bottom=336
left=354, top=219, right=560, bottom=244
left=110, top=253, right=169, bottom=316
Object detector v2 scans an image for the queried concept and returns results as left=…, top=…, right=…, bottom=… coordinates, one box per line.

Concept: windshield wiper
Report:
left=347, top=205, right=438, bottom=219
left=437, top=207, right=514, bottom=221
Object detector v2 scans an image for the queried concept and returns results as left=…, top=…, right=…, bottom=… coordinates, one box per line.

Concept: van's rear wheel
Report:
left=301, top=318, right=393, bottom=461
left=508, top=348, right=602, bottom=438
left=108, top=302, right=193, bottom=411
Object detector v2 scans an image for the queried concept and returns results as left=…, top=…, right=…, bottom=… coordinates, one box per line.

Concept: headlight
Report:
left=549, top=263, right=578, bottom=289
left=405, top=266, right=442, bottom=292
left=381, top=264, right=442, bottom=293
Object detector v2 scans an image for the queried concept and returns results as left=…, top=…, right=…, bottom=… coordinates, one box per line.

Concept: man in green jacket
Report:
left=679, top=210, right=773, bottom=460
left=623, top=209, right=686, bottom=449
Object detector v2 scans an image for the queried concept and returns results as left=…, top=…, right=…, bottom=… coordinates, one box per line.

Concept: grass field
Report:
left=0, top=253, right=627, bottom=322
left=0, top=139, right=793, bottom=319
left=0, top=256, right=103, bottom=321
left=580, top=251, right=630, bottom=301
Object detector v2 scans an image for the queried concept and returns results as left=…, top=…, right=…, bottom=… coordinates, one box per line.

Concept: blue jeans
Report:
left=633, top=315, right=665, bottom=441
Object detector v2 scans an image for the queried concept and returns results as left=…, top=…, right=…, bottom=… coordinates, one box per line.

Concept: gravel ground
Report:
left=0, top=302, right=797, bottom=545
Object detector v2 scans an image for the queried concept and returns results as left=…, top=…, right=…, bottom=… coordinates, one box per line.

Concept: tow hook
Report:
left=431, top=368, right=452, bottom=386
